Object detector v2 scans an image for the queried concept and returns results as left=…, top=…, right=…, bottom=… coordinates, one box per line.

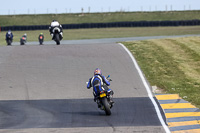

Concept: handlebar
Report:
left=106, top=75, right=112, bottom=82
left=108, top=79, right=112, bottom=82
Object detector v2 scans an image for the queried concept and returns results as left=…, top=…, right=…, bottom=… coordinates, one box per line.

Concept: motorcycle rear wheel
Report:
left=102, top=97, right=111, bottom=115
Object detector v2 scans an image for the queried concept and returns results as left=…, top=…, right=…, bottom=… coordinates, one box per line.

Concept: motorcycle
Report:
left=87, top=75, right=113, bottom=115
left=6, top=35, right=12, bottom=46
left=52, top=27, right=62, bottom=45
left=20, top=36, right=27, bottom=45
left=38, top=35, right=44, bottom=45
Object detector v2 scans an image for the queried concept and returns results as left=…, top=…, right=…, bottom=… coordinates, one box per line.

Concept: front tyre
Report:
left=39, top=40, right=43, bottom=45
left=102, top=97, right=111, bottom=115
left=20, top=40, right=24, bottom=45
left=7, top=40, right=12, bottom=46
left=55, top=34, right=60, bottom=45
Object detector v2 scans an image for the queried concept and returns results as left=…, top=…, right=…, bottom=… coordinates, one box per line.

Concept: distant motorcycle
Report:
left=52, top=27, right=62, bottom=45
left=87, top=75, right=113, bottom=115
left=6, top=35, right=12, bottom=46
left=38, top=34, right=44, bottom=45
left=20, top=36, right=27, bottom=45
left=5, top=31, right=13, bottom=46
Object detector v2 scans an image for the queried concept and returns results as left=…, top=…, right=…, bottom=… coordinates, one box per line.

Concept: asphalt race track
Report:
left=0, top=39, right=168, bottom=132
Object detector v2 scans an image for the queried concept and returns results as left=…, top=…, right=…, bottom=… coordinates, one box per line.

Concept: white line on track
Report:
left=119, top=43, right=171, bottom=133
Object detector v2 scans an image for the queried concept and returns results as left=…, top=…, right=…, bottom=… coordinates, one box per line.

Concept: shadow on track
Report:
left=0, top=97, right=163, bottom=129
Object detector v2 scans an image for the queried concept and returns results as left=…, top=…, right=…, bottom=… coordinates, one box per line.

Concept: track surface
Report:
left=12, top=34, right=200, bottom=45
left=0, top=42, right=166, bottom=132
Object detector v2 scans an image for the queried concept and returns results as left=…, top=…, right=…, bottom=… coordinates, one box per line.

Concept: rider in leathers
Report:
left=49, top=20, right=63, bottom=40
left=38, top=33, right=44, bottom=41
left=87, top=68, right=114, bottom=108
left=5, top=30, right=14, bottom=43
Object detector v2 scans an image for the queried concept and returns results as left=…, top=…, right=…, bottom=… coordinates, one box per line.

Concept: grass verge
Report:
left=123, top=37, right=200, bottom=108
left=1, top=26, right=200, bottom=46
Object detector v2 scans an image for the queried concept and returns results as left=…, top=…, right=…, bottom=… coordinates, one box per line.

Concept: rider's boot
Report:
left=108, top=91, right=114, bottom=104
left=94, top=97, right=101, bottom=108
left=109, top=97, right=114, bottom=104
left=51, top=33, right=54, bottom=40
left=97, top=99, right=101, bottom=108
left=60, top=32, right=63, bottom=39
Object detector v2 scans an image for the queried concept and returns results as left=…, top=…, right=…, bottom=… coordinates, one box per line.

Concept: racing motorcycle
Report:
left=52, top=27, right=62, bottom=45
left=20, top=36, right=27, bottom=45
left=87, top=75, right=113, bottom=115
left=38, top=35, right=44, bottom=45
left=6, top=35, right=12, bottom=46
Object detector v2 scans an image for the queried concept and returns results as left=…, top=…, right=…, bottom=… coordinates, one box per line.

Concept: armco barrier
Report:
left=1, top=20, right=200, bottom=31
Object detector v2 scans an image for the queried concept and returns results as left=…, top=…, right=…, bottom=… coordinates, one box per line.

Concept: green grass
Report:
left=1, top=11, right=200, bottom=26
left=123, top=37, right=200, bottom=108
left=1, top=26, right=200, bottom=46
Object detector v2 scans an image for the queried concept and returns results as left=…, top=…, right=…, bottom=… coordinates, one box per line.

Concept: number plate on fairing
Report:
left=100, top=93, right=106, bottom=98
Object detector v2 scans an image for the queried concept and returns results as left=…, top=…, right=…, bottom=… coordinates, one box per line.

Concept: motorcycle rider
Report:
left=20, top=33, right=27, bottom=44
left=38, top=33, right=44, bottom=40
left=22, top=33, right=27, bottom=41
left=49, top=20, right=63, bottom=40
left=38, top=33, right=44, bottom=45
left=5, top=30, right=14, bottom=43
left=87, top=68, right=114, bottom=107
left=38, top=33, right=44, bottom=38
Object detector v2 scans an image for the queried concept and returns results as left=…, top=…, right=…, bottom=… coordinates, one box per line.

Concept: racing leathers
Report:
left=87, top=74, right=114, bottom=106
left=21, top=34, right=27, bottom=43
left=5, top=31, right=13, bottom=42
left=49, top=21, right=63, bottom=39
left=38, top=34, right=44, bottom=41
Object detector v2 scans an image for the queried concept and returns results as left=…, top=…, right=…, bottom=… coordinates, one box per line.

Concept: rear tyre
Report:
left=102, top=97, right=111, bottom=115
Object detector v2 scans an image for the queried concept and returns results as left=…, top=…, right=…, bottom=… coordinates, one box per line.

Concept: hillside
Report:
left=0, top=11, right=200, bottom=26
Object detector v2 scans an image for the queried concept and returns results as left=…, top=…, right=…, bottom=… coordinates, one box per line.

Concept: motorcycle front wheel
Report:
left=39, top=41, right=43, bottom=45
left=20, top=41, right=24, bottom=45
left=7, top=40, right=12, bottom=46
left=55, top=34, right=60, bottom=45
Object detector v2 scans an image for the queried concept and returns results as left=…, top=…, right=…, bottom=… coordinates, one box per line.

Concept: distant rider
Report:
left=5, top=30, right=14, bottom=42
left=87, top=68, right=114, bottom=107
left=21, top=33, right=27, bottom=42
left=49, top=20, right=63, bottom=39
left=38, top=33, right=44, bottom=41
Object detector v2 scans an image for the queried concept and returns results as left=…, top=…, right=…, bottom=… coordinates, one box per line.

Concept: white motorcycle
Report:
left=52, top=27, right=63, bottom=45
